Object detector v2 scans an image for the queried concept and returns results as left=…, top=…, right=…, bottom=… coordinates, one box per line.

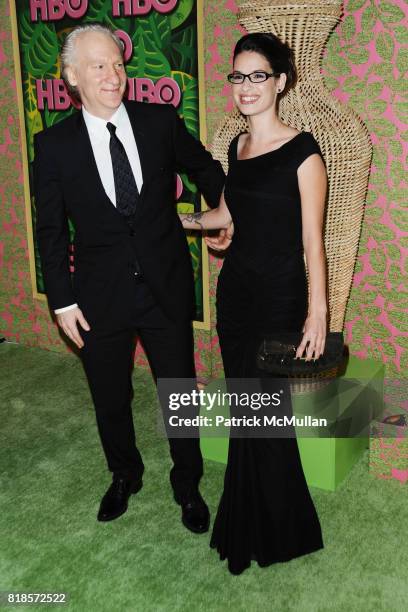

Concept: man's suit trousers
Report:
left=79, top=276, right=202, bottom=499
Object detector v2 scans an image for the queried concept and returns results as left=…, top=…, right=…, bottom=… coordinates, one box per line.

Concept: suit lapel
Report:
left=72, top=103, right=158, bottom=223
left=123, top=100, right=157, bottom=194
left=73, top=111, right=128, bottom=225
left=74, top=112, right=111, bottom=202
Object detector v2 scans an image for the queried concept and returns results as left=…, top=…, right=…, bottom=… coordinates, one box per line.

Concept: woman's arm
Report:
left=296, top=153, right=328, bottom=361
left=179, top=190, right=232, bottom=231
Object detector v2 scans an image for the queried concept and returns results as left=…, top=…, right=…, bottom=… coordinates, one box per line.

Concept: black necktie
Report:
left=106, top=122, right=139, bottom=220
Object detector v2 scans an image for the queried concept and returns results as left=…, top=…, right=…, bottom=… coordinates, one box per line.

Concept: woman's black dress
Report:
left=210, top=132, right=324, bottom=575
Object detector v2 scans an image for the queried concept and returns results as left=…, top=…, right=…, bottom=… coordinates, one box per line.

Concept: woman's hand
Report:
left=204, top=221, right=234, bottom=252
left=295, top=311, right=327, bottom=361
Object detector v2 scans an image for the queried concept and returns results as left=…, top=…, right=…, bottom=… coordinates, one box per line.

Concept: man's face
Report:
left=66, top=31, right=127, bottom=119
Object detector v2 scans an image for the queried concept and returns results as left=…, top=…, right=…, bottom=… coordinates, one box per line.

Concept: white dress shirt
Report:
left=55, top=103, right=143, bottom=314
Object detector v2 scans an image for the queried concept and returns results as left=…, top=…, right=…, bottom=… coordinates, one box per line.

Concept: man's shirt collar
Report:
left=82, top=103, right=126, bottom=138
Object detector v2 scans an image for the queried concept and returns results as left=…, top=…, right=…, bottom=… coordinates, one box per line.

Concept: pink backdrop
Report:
left=1, top=0, right=407, bottom=383
left=204, top=0, right=408, bottom=380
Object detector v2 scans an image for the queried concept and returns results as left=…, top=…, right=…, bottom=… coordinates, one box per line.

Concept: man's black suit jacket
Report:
left=34, top=100, right=225, bottom=329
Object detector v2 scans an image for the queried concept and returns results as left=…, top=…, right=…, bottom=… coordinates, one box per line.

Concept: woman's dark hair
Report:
left=233, top=33, right=297, bottom=93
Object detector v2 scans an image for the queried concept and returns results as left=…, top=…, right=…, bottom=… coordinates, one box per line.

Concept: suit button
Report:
left=129, top=229, right=135, bottom=237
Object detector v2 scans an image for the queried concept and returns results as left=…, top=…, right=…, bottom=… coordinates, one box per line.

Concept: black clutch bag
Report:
left=257, top=331, right=345, bottom=377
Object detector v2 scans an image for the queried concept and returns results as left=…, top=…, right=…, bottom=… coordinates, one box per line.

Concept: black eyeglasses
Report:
left=227, top=71, right=280, bottom=84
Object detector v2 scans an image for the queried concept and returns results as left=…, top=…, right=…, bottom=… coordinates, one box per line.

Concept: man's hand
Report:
left=56, top=307, right=90, bottom=349
left=204, top=221, right=234, bottom=252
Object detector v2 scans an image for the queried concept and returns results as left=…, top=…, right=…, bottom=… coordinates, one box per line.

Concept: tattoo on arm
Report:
left=182, top=211, right=206, bottom=230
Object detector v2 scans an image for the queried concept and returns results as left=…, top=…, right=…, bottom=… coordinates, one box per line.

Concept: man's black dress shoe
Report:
left=174, top=490, right=210, bottom=534
left=97, top=478, right=142, bottom=522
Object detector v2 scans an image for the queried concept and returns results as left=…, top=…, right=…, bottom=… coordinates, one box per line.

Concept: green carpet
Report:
left=0, top=343, right=407, bottom=612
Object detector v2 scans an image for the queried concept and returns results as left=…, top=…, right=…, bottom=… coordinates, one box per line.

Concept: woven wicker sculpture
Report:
left=211, top=0, right=372, bottom=332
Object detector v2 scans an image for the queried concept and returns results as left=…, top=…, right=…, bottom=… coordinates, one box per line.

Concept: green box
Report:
left=200, top=356, right=384, bottom=491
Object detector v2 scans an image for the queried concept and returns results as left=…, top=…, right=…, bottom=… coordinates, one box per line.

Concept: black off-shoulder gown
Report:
left=210, top=132, right=324, bottom=575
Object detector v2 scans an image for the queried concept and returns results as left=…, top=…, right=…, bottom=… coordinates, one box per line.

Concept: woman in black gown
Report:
left=180, top=33, right=327, bottom=575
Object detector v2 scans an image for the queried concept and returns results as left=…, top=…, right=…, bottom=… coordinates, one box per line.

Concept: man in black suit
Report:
left=34, top=23, right=225, bottom=530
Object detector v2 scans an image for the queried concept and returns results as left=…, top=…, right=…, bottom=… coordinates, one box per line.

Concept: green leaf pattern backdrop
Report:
left=0, top=0, right=407, bottom=386
left=16, top=0, right=207, bottom=320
